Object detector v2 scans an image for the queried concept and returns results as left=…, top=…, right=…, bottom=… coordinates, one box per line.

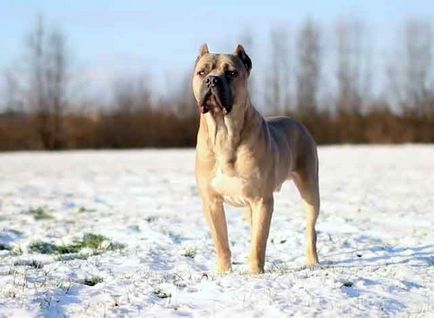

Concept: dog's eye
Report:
left=226, top=70, right=238, bottom=78
left=197, top=70, right=205, bottom=76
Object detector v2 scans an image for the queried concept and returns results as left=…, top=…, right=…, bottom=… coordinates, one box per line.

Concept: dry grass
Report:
left=0, top=107, right=432, bottom=150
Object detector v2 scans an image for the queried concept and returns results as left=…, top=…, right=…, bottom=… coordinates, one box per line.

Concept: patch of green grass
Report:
left=11, top=246, right=23, bottom=256
left=56, top=233, right=108, bottom=254
left=28, top=207, right=54, bottom=220
left=80, top=233, right=108, bottom=249
left=54, top=244, right=81, bottom=254
left=145, top=216, right=158, bottom=223
left=29, top=241, right=58, bottom=254
left=181, top=247, right=197, bottom=259
left=83, top=276, right=103, bottom=286
left=28, top=233, right=126, bottom=256
left=77, top=206, right=96, bottom=213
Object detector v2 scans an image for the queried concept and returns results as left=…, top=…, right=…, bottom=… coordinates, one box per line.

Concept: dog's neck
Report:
left=200, top=98, right=262, bottom=174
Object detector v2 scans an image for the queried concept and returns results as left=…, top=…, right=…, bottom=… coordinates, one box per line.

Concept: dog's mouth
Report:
left=199, top=90, right=231, bottom=115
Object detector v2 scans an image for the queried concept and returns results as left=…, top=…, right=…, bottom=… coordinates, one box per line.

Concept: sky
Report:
left=1, top=1, right=434, bottom=104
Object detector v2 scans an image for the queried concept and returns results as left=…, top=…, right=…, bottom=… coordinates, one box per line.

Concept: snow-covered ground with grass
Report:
left=0, top=145, right=433, bottom=317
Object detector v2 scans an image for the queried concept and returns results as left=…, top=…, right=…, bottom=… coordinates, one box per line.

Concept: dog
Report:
left=192, top=44, right=320, bottom=274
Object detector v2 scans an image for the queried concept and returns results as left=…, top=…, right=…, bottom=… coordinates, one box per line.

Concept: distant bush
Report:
left=1, top=107, right=432, bottom=150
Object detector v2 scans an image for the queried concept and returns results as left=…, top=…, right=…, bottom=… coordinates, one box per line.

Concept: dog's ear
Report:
left=199, top=43, right=209, bottom=57
left=235, top=44, right=252, bottom=75
left=195, top=43, right=209, bottom=65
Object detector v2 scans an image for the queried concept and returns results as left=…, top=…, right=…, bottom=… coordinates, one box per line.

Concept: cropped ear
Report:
left=235, top=44, right=252, bottom=75
left=195, top=43, right=209, bottom=65
left=199, top=43, right=209, bottom=57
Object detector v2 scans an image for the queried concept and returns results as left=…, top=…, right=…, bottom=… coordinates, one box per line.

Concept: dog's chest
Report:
left=211, top=167, right=249, bottom=207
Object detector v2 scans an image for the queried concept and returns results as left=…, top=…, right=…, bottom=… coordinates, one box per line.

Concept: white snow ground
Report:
left=0, top=145, right=433, bottom=317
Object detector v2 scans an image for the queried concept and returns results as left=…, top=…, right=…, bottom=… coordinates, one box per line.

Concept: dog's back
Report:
left=266, top=116, right=318, bottom=175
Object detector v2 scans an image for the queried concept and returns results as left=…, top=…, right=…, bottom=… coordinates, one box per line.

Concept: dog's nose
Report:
left=205, top=76, right=219, bottom=87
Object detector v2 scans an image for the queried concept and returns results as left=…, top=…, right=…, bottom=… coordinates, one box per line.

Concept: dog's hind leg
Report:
left=292, top=164, right=320, bottom=266
left=243, top=206, right=252, bottom=227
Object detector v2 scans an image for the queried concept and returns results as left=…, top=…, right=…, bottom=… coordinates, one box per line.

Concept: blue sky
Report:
left=1, top=1, right=434, bottom=102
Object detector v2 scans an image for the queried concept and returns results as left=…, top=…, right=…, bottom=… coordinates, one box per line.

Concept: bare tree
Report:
left=403, top=20, right=433, bottom=117
left=265, top=27, right=291, bottom=114
left=27, top=16, right=68, bottom=149
left=386, top=19, right=434, bottom=118
left=3, top=71, right=24, bottom=113
left=296, top=19, right=321, bottom=117
left=335, top=20, right=370, bottom=114
left=113, top=75, right=152, bottom=114
left=171, top=72, right=197, bottom=117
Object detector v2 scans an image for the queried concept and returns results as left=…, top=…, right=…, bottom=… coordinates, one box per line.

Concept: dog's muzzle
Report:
left=198, top=76, right=232, bottom=114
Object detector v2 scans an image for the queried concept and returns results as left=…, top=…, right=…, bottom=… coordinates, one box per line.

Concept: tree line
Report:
left=1, top=17, right=433, bottom=150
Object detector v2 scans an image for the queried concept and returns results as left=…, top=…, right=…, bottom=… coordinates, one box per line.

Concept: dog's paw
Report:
left=305, top=259, right=320, bottom=268
left=217, top=268, right=232, bottom=274
left=217, top=263, right=232, bottom=274
left=248, top=265, right=265, bottom=275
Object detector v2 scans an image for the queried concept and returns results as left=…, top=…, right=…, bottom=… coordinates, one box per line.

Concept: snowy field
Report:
left=0, top=145, right=433, bottom=317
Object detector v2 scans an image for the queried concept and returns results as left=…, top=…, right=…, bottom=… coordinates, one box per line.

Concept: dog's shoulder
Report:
left=265, top=115, right=300, bottom=128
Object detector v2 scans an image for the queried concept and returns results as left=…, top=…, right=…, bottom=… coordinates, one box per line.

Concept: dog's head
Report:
left=192, top=44, right=252, bottom=116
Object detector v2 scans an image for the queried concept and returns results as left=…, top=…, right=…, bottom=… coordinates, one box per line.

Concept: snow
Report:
left=0, top=145, right=433, bottom=317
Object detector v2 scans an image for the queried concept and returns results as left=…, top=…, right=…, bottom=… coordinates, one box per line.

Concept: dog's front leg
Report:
left=203, top=198, right=232, bottom=273
left=249, top=196, right=274, bottom=274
